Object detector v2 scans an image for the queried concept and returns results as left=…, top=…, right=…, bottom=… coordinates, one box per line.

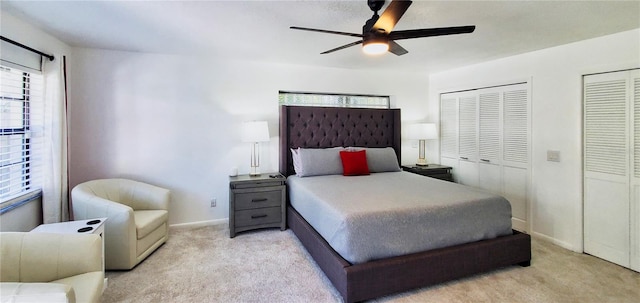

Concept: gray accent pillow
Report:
left=292, top=147, right=345, bottom=177
left=291, top=148, right=303, bottom=176
left=347, top=147, right=401, bottom=173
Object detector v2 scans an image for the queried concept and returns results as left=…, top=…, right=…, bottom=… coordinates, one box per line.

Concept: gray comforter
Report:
left=287, top=171, right=513, bottom=264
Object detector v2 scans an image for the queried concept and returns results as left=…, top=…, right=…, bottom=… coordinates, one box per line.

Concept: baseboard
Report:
left=512, top=218, right=528, bottom=233
left=169, top=218, right=228, bottom=230
left=531, top=231, right=579, bottom=252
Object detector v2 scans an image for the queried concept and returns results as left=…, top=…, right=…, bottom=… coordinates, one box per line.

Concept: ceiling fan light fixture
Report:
left=291, top=0, right=475, bottom=56
left=362, top=40, right=389, bottom=55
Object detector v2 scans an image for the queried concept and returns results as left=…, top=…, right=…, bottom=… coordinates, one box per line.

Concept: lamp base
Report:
left=416, top=140, right=430, bottom=167
left=249, top=142, right=261, bottom=177
left=249, top=166, right=261, bottom=176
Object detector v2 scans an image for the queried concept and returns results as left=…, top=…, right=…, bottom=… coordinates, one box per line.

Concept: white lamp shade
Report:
left=407, top=123, right=438, bottom=140
left=241, top=121, right=270, bottom=142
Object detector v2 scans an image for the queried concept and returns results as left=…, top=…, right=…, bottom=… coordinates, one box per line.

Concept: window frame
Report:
left=279, top=91, right=391, bottom=109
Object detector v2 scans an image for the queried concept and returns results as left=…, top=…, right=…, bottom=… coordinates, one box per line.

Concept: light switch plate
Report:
left=547, top=150, right=560, bottom=162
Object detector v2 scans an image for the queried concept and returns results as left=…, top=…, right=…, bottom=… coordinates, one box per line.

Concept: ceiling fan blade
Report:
left=388, top=40, right=408, bottom=56
left=372, top=0, right=412, bottom=33
left=290, top=26, right=363, bottom=38
left=320, top=40, right=364, bottom=54
left=389, top=25, right=476, bottom=40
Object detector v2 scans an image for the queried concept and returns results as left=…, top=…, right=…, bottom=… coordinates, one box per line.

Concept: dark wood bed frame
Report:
left=279, top=105, right=531, bottom=302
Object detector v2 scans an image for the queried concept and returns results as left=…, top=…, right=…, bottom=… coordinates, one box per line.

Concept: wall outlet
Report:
left=210, top=198, right=217, bottom=207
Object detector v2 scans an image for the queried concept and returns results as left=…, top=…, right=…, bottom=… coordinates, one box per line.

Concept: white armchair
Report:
left=71, top=178, right=170, bottom=270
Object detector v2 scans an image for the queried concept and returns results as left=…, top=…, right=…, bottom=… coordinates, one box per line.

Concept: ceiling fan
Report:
left=290, top=0, right=476, bottom=56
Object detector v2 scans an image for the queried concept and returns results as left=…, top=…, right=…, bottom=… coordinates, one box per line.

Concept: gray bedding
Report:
left=287, top=171, right=513, bottom=264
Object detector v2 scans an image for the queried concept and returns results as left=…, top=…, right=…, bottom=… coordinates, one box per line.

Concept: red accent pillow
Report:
left=339, top=150, right=370, bottom=176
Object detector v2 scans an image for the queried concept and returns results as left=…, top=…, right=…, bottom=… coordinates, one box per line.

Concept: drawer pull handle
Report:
left=251, top=214, right=268, bottom=219
left=460, top=157, right=469, bottom=160
left=480, top=159, right=490, bottom=162
left=251, top=198, right=268, bottom=203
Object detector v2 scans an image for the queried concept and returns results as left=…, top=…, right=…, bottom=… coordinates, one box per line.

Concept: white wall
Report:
left=67, top=49, right=429, bottom=225
left=428, top=29, right=640, bottom=251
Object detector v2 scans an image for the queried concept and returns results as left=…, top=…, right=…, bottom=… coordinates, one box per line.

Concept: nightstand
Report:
left=402, top=164, right=453, bottom=182
left=229, top=173, right=286, bottom=238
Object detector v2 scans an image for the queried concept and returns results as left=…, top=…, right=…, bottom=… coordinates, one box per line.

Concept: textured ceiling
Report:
left=2, top=0, right=639, bottom=73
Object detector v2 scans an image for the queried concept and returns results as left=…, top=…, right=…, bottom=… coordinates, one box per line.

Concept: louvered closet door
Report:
left=458, top=93, right=479, bottom=187
left=584, top=71, right=631, bottom=269
left=631, top=70, right=640, bottom=271
left=440, top=95, right=459, bottom=174
left=478, top=89, right=501, bottom=194
left=503, top=86, right=529, bottom=167
left=440, top=83, right=530, bottom=232
left=502, top=84, right=529, bottom=228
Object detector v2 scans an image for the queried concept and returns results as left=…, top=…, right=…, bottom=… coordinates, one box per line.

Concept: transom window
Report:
left=279, top=91, right=390, bottom=109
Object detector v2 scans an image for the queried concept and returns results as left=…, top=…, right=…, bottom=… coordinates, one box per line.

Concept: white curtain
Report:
left=41, top=56, right=69, bottom=223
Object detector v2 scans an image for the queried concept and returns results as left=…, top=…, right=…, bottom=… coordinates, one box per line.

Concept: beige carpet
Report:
left=102, top=225, right=639, bottom=302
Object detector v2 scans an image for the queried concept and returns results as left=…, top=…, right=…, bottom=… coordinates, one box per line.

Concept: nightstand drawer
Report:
left=429, top=174, right=454, bottom=181
left=421, top=168, right=450, bottom=175
left=232, top=180, right=284, bottom=189
left=235, top=190, right=282, bottom=210
left=235, top=207, right=282, bottom=227
left=401, top=165, right=453, bottom=182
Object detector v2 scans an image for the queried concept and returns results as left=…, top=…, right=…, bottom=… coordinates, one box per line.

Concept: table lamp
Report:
left=407, top=123, right=438, bottom=166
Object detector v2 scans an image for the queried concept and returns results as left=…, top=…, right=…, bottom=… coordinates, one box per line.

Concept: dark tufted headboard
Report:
left=279, top=105, right=401, bottom=176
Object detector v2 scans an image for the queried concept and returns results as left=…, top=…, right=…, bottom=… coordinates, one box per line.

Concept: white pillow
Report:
left=346, top=147, right=401, bottom=173
left=291, top=147, right=345, bottom=177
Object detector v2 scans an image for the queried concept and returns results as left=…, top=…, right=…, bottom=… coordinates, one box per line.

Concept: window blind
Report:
left=0, top=39, right=42, bottom=72
left=0, top=65, right=43, bottom=203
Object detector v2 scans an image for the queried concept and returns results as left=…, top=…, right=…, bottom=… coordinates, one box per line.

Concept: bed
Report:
left=279, top=105, right=531, bottom=302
